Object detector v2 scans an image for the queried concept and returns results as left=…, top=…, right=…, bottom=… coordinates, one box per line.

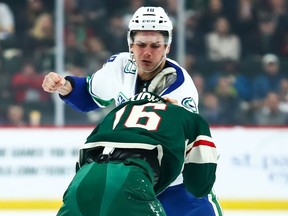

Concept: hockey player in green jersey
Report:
left=57, top=92, right=218, bottom=216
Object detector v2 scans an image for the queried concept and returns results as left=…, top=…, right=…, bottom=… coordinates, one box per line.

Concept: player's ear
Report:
left=130, top=44, right=134, bottom=53
left=165, top=45, right=170, bottom=55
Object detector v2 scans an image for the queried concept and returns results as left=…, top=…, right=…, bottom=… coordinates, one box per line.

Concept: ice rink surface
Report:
left=1, top=210, right=288, bottom=216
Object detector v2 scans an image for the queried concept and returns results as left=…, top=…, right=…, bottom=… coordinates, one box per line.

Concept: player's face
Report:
left=131, top=31, right=169, bottom=79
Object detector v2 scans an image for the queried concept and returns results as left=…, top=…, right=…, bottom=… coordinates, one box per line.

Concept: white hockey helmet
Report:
left=127, top=6, right=173, bottom=45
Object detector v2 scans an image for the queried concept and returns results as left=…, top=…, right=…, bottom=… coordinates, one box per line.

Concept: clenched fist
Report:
left=42, top=72, right=72, bottom=96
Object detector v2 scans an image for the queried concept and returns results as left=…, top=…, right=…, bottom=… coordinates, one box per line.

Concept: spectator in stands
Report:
left=3, top=0, right=288, bottom=127
left=190, top=73, right=206, bottom=111
left=251, top=53, right=285, bottom=111
left=254, top=92, right=288, bottom=125
left=11, top=60, right=53, bottom=125
left=202, top=73, right=246, bottom=125
left=64, top=29, right=86, bottom=70
left=201, top=92, right=221, bottom=125
left=234, top=0, right=257, bottom=45
left=0, top=2, right=15, bottom=48
left=165, top=0, right=178, bottom=21
left=243, top=12, right=281, bottom=59
left=199, top=0, right=224, bottom=33
left=0, top=2, right=22, bottom=74
left=206, top=59, right=252, bottom=102
left=185, top=10, right=206, bottom=62
left=76, top=0, right=107, bottom=35
left=64, top=0, right=94, bottom=49
left=205, top=16, right=241, bottom=61
left=21, top=12, right=54, bottom=71
left=184, top=54, right=198, bottom=77
left=213, top=76, right=243, bottom=125
left=11, top=60, right=50, bottom=105
left=29, top=109, right=41, bottom=126
left=264, top=0, right=288, bottom=33
left=206, top=59, right=256, bottom=124
left=84, top=36, right=111, bottom=75
left=104, top=13, right=128, bottom=54
left=105, top=0, right=130, bottom=17
left=221, top=0, right=239, bottom=27
left=17, top=0, right=47, bottom=45
left=4, top=104, right=27, bottom=127
left=64, top=0, right=84, bottom=27
left=0, top=1, right=20, bottom=75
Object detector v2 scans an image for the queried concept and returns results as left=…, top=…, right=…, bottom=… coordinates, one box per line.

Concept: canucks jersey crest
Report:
left=181, top=97, right=198, bottom=113
left=124, top=59, right=137, bottom=74
left=116, top=92, right=129, bottom=105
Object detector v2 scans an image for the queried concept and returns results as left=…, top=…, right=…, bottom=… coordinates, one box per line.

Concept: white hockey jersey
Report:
left=87, top=52, right=199, bottom=114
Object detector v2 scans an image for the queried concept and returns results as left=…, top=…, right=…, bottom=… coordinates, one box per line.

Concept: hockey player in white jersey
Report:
left=42, top=6, right=223, bottom=216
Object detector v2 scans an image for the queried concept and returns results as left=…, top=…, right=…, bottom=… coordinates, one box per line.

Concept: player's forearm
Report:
left=60, top=76, right=100, bottom=112
left=183, top=163, right=217, bottom=198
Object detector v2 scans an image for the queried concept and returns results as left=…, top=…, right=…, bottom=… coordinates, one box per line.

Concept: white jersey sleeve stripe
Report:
left=185, top=135, right=217, bottom=164
left=185, top=145, right=218, bottom=164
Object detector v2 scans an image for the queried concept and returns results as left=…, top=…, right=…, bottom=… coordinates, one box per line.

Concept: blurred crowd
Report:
left=0, top=0, right=288, bottom=126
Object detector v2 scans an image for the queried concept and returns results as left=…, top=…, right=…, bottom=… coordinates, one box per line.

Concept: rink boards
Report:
left=0, top=127, right=288, bottom=210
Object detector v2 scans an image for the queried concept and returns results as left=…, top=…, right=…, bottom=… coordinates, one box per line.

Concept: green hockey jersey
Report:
left=80, top=92, right=217, bottom=197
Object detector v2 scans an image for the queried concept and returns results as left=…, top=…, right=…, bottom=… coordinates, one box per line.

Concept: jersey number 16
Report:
left=113, top=103, right=167, bottom=131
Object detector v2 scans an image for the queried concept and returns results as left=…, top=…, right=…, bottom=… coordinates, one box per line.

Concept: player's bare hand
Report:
left=163, top=97, right=178, bottom=105
left=42, top=72, right=72, bottom=96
